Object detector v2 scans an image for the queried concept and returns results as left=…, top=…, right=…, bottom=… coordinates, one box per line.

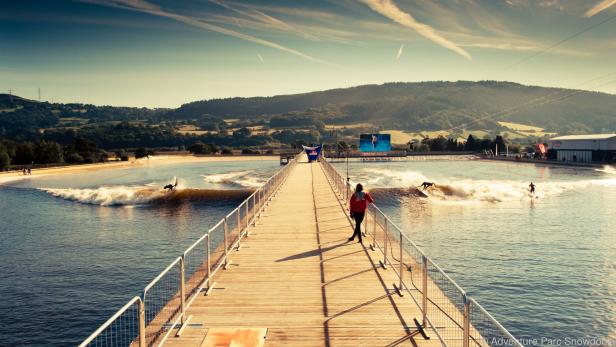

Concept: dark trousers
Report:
left=350, top=212, right=365, bottom=241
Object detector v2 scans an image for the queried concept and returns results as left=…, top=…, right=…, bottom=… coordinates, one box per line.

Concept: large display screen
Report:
left=359, top=134, right=391, bottom=152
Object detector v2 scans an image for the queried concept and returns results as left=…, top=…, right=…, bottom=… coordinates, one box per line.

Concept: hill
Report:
left=2, top=81, right=616, bottom=148
left=173, top=81, right=616, bottom=134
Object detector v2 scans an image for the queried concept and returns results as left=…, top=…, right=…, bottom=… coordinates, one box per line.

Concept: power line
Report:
left=502, top=13, right=616, bottom=71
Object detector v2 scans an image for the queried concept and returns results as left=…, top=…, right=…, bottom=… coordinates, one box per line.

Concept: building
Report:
left=548, top=134, right=616, bottom=163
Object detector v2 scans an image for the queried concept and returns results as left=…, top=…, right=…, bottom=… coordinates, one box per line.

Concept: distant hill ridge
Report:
left=2, top=81, right=616, bottom=134
left=173, top=81, right=616, bottom=133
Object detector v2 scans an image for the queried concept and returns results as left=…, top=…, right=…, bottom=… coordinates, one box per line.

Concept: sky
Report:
left=1, top=0, right=616, bottom=107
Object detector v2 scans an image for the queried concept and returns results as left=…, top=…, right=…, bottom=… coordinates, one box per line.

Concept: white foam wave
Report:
left=596, top=165, right=616, bottom=175
left=362, top=168, right=616, bottom=203
left=40, top=185, right=166, bottom=206
left=202, top=171, right=264, bottom=188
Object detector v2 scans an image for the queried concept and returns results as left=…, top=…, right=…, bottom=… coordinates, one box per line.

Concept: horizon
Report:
left=2, top=0, right=616, bottom=107
left=4, top=79, right=616, bottom=109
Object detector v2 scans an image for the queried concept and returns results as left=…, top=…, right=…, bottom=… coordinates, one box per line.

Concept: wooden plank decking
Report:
left=165, top=160, right=442, bottom=347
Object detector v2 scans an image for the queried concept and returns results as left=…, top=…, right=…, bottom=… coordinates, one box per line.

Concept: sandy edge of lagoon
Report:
left=0, top=155, right=279, bottom=184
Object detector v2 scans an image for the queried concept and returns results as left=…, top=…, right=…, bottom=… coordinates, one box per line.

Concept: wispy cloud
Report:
left=79, top=0, right=331, bottom=64
left=257, top=53, right=264, bottom=63
left=210, top=0, right=319, bottom=41
left=585, top=0, right=616, bottom=17
left=358, top=0, right=471, bottom=60
left=396, top=44, right=404, bottom=60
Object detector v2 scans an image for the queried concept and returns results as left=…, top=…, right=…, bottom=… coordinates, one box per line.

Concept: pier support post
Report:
left=463, top=295, right=470, bottom=347
left=422, top=255, right=428, bottom=326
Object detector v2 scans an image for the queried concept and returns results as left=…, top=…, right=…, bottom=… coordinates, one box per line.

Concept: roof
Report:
left=550, top=134, right=616, bottom=141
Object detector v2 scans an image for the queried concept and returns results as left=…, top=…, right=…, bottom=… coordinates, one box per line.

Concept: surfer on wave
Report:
left=419, top=182, right=436, bottom=190
left=164, top=178, right=178, bottom=192
left=529, top=182, right=536, bottom=195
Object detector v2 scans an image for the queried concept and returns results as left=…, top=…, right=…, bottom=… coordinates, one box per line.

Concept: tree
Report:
left=34, top=141, right=63, bottom=164
left=0, top=146, right=10, bottom=170
left=189, top=141, right=216, bottom=154
left=465, top=134, right=477, bottom=151
left=427, top=136, right=447, bottom=151
left=135, top=147, right=149, bottom=159
left=233, top=127, right=251, bottom=138
left=492, top=135, right=507, bottom=154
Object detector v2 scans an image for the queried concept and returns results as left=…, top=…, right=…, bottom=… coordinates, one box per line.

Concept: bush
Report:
left=0, top=148, right=10, bottom=170
left=135, top=147, right=149, bottom=159
left=64, top=152, right=84, bottom=163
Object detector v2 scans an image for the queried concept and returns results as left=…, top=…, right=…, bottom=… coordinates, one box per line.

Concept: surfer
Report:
left=419, top=182, right=436, bottom=190
left=529, top=182, right=536, bottom=195
left=164, top=178, right=178, bottom=192
left=371, top=134, right=378, bottom=150
left=348, top=183, right=373, bottom=243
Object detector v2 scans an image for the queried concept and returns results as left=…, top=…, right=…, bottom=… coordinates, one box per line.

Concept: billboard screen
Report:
left=359, top=134, right=391, bottom=152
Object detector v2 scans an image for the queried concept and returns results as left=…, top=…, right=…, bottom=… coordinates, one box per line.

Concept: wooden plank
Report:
left=163, top=159, right=471, bottom=347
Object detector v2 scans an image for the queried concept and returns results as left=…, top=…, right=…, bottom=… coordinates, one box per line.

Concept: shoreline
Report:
left=481, top=156, right=614, bottom=169
left=0, top=155, right=279, bottom=184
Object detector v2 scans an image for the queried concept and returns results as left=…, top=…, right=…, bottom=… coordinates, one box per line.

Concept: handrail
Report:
left=319, top=156, right=523, bottom=347
left=78, top=296, right=144, bottom=347
left=143, top=257, right=182, bottom=296
left=80, top=152, right=300, bottom=347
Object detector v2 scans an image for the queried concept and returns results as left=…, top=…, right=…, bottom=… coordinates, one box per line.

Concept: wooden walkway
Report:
left=165, top=160, right=442, bottom=347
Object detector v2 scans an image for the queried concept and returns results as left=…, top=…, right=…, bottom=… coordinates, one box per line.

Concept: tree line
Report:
left=0, top=138, right=108, bottom=170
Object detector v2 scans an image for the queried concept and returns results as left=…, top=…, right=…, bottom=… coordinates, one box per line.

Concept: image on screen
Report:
left=359, top=134, right=391, bottom=152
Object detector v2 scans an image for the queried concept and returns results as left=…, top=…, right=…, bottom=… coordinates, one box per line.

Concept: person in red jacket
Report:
left=348, top=183, right=374, bottom=243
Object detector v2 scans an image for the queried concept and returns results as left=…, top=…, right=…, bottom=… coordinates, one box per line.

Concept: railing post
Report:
left=372, top=208, right=377, bottom=250
left=252, top=194, right=256, bottom=226
left=179, top=257, right=186, bottom=324
left=223, top=217, right=228, bottom=268
left=206, top=234, right=211, bottom=287
left=464, top=295, right=470, bottom=347
left=138, top=298, right=146, bottom=347
left=237, top=208, right=241, bottom=250
left=245, top=201, right=249, bottom=236
left=422, top=255, right=428, bottom=326
left=383, top=221, right=388, bottom=268
left=399, top=230, right=404, bottom=294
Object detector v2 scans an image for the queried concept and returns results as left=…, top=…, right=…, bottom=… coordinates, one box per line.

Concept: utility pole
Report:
left=38, top=88, right=41, bottom=102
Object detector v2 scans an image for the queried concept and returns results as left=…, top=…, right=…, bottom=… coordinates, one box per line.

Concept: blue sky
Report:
left=1, top=0, right=616, bottom=107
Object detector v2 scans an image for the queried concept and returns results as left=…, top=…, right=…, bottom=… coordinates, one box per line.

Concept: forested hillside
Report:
left=174, top=81, right=616, bottom=134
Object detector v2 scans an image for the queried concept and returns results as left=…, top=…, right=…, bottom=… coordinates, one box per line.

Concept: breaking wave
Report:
left=595, top=165, right=616, bottom=175
left=202, top=170, right=264, bottom=188
left=40, top=185, right=252, bottom=206
left=362, top=168, right=616, bottom=203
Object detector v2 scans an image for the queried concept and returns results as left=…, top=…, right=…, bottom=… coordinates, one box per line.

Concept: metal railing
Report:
left=80, top=153, right=300, bottom=347
left=320, top=157, right=522, bottom=347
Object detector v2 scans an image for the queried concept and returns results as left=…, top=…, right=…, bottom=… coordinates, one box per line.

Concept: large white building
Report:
left=548, top=134, right=616, bottom=163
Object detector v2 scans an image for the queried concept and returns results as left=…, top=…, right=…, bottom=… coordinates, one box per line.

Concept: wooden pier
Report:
left=164, top=158, right=443, bottom=347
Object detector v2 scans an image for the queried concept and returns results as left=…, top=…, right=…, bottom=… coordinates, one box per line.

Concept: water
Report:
left=335, top=159, right=616, bottom=343
left=0, top=158, right=279, bottom=346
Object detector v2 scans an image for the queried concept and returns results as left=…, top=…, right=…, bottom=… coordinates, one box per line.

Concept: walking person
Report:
left=348, top=183, right=373, bottom=243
